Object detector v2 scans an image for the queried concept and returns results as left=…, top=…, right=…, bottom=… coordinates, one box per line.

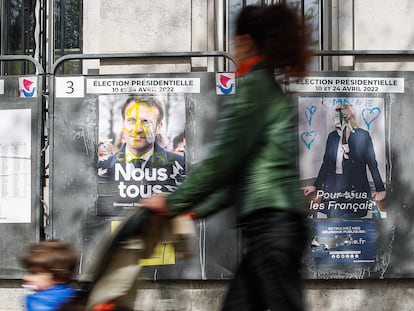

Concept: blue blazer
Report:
left=314, top=128, right=385, bottom=195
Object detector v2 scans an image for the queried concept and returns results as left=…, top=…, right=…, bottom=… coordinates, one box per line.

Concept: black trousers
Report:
left=222, top=209, right=307, bottom=311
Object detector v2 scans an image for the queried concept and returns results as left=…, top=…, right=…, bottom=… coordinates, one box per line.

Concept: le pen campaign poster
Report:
left=298, top=96, right=387, bottom=219
left=290, top=74, right=405, bottom=270
left=298, top=97, right=387, bottom=267
left=291, top=75, right=401, bottom=220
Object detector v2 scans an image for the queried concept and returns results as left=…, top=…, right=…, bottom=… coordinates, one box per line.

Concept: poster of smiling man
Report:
left=299, top=97, right=386, bottom=219
left=97, top=93, right=186, bottom=216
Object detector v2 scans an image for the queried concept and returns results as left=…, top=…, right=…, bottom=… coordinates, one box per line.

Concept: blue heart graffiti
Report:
left=301, top=131, right=316, bottom=150
left=361, top=107, right=381, bottom=130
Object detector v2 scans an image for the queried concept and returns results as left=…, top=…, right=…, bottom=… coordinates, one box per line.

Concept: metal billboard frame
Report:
left=0, top=55, right=44, bottom=278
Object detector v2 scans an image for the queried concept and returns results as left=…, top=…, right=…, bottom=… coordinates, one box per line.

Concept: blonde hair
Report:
left=335, top=104, right=358, bottom=129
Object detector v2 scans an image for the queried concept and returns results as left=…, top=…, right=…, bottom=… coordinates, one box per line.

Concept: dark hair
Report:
left=236, top=4, right=312, bottom=77
left=173, top=131, right=185, bottom=149
left=21, top=240, right=79, bottom=283
left=121, top=95, right=165, bottom=124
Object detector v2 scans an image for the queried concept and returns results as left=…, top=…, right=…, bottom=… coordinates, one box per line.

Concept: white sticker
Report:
left=55, top=76, right=85, bottom=98
left=216, top=73, right=236, bottom=95
left=289, top=76, right=405, bottom=93
left=0, top=80, right=3, bottom=95
left=86, top=78, right=200, bottom=94
left=18, top=77, right=37, bottom=98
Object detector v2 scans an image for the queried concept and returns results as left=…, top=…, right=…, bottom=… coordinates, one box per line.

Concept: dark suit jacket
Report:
left=314, top=128, right=385, bottom=195
left=97, top=142, right=185, bottom=216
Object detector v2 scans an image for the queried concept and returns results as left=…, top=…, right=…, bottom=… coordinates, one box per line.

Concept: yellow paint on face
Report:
left=122, top=101, right=157, bottom=148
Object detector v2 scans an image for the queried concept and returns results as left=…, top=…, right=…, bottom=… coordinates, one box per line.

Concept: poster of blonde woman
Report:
left=299, top=97, right=386, bottom=219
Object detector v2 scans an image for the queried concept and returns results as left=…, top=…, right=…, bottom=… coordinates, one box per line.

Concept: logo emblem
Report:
left=216, top=73, right=235, bottom=95
left=19, top=77, right=37, bottom=98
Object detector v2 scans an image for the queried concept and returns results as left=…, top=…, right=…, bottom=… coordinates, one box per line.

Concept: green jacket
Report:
left=168, top=63, right=304, bottom=219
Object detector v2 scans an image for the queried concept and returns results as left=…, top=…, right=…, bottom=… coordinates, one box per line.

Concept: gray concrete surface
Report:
left=3, top=279, right=414, bottom=311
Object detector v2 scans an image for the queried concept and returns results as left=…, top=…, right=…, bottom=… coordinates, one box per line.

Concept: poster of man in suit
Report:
left=97, top=93, right=186, bottom=216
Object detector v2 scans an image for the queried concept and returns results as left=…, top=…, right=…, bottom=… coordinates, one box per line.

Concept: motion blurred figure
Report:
left=21, top=240, right=79, bottom=311
left=143, top=4, right=312, bottom=310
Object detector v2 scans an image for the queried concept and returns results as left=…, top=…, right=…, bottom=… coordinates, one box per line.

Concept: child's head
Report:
left=21, top=240, right=79, bottom=291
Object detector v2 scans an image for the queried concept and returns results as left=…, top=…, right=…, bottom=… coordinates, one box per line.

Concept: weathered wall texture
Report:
left=4, top=280, right=414, bottom=311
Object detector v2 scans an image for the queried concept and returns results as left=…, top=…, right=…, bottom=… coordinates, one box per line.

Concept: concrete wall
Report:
left=82, top=0, right=216, bottom=74
left=327, top=0, right=414, bottom=70
left=3, top=279, right=414, bottom=310
left=133, top=280, right=414, bottom=311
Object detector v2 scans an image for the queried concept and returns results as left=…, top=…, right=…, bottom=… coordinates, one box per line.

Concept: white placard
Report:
left=0, top=109, right=31, bottom=223
left=289, top=77, right=405, bottom=93
left=55, top=76, right=85, bottom=98
left=0, top=80, right=4, bottom=95
left=86, top=78, right=200, bottom=94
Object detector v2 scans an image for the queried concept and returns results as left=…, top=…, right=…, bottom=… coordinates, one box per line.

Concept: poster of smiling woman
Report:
left=299, top=97, right=386, bottom=219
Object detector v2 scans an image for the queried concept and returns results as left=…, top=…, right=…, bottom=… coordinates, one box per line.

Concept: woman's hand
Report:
left=372, top=191, right=386, bottom=202
left=303, top=185, right=317, bottom=196
left=140, top=194, right=171, bottom=217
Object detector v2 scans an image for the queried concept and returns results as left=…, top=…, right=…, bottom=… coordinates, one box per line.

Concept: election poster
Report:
left=51, top=72, right=239, bottom=276
left=49, top=70, right=414, bottom=279
left=287, top=73, right=407, bottom=275
left=298, top=96, right=387, bottom=219
left=97, top=93, right=186, bottom=216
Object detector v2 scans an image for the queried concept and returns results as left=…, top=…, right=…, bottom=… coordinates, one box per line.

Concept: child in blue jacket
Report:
left=21, top=240, right=79, bottom=311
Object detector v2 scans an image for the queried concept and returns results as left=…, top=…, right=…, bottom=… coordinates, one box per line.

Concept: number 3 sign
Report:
left=55, top=77, right=84, bottom=98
